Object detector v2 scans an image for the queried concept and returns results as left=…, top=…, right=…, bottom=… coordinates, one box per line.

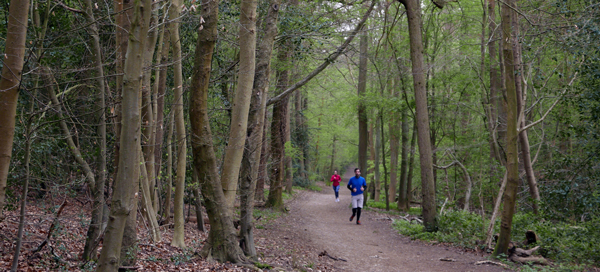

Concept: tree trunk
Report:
left=358, top=21, right=369, bottom=197
left=97, top=0, right=151, bottom=269
left=406, top=119, right=417, bottom=206
left=295, top=90, right=306, bottom=180
left=140, top=6, right=160, bottom=239
left=329, top=136, right=336, bottom=180
left=0, top=0, right=30, bottom=221
left=138, top=146, right=162, bottom=242
left=266, top=40, right=292, bottom=210
left=189, top=0, right=247, bottom=263
left=155, top=26, right=170, bottom=191
left=192, top=167, right=206, bottom=232
left=45, top=68, right=105, bottom=259
left=162, top=114, right=175, bottom=225
left=78, top=0, right=108, bottom=259
left=511, top=10, right=540, bottom=214
left=374, top=115, right=382, bottom=202
left=169, top=0, right=188, bottom=248
left=221, top=0, right=259, bottom=214
left=493, top=0, right=519, bottom=257
left=398, top=107, right=409, bottom=211
left=389, top=98, right=400, bottom=206
left=399, top=0, right=437, bottom=231
left=255, top=115, right=270, bottom=202
left=380, top=114, right=390, bottom=210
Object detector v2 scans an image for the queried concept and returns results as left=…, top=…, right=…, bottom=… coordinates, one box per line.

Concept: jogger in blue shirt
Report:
left=347, top=168, right=367, bottom=225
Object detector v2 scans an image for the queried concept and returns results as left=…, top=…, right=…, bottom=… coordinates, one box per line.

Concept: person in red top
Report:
left=331, top=170, right=342, bottom=202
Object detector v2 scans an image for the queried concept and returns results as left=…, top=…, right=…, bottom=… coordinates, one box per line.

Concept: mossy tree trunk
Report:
left=189, top=0, right=247, bottom=263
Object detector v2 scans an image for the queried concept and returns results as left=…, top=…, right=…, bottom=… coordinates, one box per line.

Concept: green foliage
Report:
left=392, top=210, right=600, bottom=265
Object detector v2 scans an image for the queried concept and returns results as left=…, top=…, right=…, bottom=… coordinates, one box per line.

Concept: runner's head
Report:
left=354, top=168, right=361, bottom=177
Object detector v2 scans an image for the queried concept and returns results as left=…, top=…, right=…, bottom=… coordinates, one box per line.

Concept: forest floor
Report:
left=1, top=166, right=510, bottom=271
left=253, top=166, right=509, bottom=272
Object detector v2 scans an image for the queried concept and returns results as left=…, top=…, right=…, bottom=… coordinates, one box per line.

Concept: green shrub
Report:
left=391, top=210, right=600, bottom=265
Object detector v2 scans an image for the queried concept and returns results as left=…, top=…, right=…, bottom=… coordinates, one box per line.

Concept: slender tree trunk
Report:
left=493, top=0, right=519, bottom=256
left=78, top=0, right=108, bottom=259
left=169, top=0, right=188, bottom=248
left=96, top=0, right=151, bottom=268
left=155, top=27, right=170, bottom=207
left=191, top=166, right=206, bottom=232
left=163, top=114, right=174, bottom=225
left=398, top=107, right=409, bottom=211
left=294, top=90, right=306, bottom=180
left=138, top=145, right=161, bottom=242
left=329, top=136, right=336, bottom=178
left=511, top=7, right=540, bottom=214
left=11, top=106, right=34, bottom=272
left=368, top=122, right=375, bottom=200
left=138, top=4, right=160, bottom=244
left=221, top=0, right=259, bottom=214
left=255, top=114, right=270, bottom=202
left=374, top=115, right=382, bottom=202
left=380, top=114, right=390, bottom=210
left=111, top=0, right=134, bottom=194
left=399, top=0, right=437, bottom=231
left=266, top=40, right=293, bottom=210
left=189, top=0, right=247, bottom=262
left=406, top=119, right=417, bottom=207
left=389, top=102, right=400, bottom=206
left=0, top=0, right=30, bottom=220
left=45, top=68, right=106, bottom=259
left=358, top=21, right=369, bottom=195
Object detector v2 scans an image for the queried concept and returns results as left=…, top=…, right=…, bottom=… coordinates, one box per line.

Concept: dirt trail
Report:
left=266, top=166, right=509, bottom=271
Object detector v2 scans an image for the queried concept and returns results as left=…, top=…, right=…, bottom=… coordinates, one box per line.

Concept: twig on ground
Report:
left=30, top=200, right=68, bottom=255
left=319, top=250, right=347, bottom=262
left=475, top=260, right=508, bottom=268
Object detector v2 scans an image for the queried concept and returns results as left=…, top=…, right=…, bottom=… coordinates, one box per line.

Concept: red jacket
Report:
left=330, top=174, right=341, bottom=187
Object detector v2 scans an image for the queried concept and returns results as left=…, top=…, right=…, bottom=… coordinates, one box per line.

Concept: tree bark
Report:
left=398, top=0, right=437, bottom=231
left=162, top=114, right=175, bottom=225
left=96, top=0, right=151, bottom=269
left=493, top=0, right=520, bottom=257
left=389, top=97, right=400, bottom=207
left=255, top=115, right=270, bottom=202
left=374, top=114, right=382, bottom=202
left=398, top=106, right=409, bottom=211
left=358, top=20, right=369, bottom=194
left=0, top=0, right=30, bottom=221
left=189, top=0, right=247, bottom=263
left=169, top=0, right=188, bottom=248
left=266, top=38, right=292, bottom=210
left=140, top=5, right=160, bottom=240
left=221, top=0, right=259, bottom=214
left=192, top=167, right=206, bottom=232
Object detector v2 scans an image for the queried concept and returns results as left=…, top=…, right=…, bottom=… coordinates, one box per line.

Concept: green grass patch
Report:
left=254, top=262, right=272, bottom=269
left=308, top=185, right=322, bottom=192
left=391, top=210, right=600, bottom=266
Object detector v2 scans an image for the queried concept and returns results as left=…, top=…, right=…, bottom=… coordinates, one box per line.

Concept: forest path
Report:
left=273, top=166, right=508, bottom=272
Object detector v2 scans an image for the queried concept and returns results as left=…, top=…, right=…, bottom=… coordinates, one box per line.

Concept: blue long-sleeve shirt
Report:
left=346, top=176, right=367, bottom=196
